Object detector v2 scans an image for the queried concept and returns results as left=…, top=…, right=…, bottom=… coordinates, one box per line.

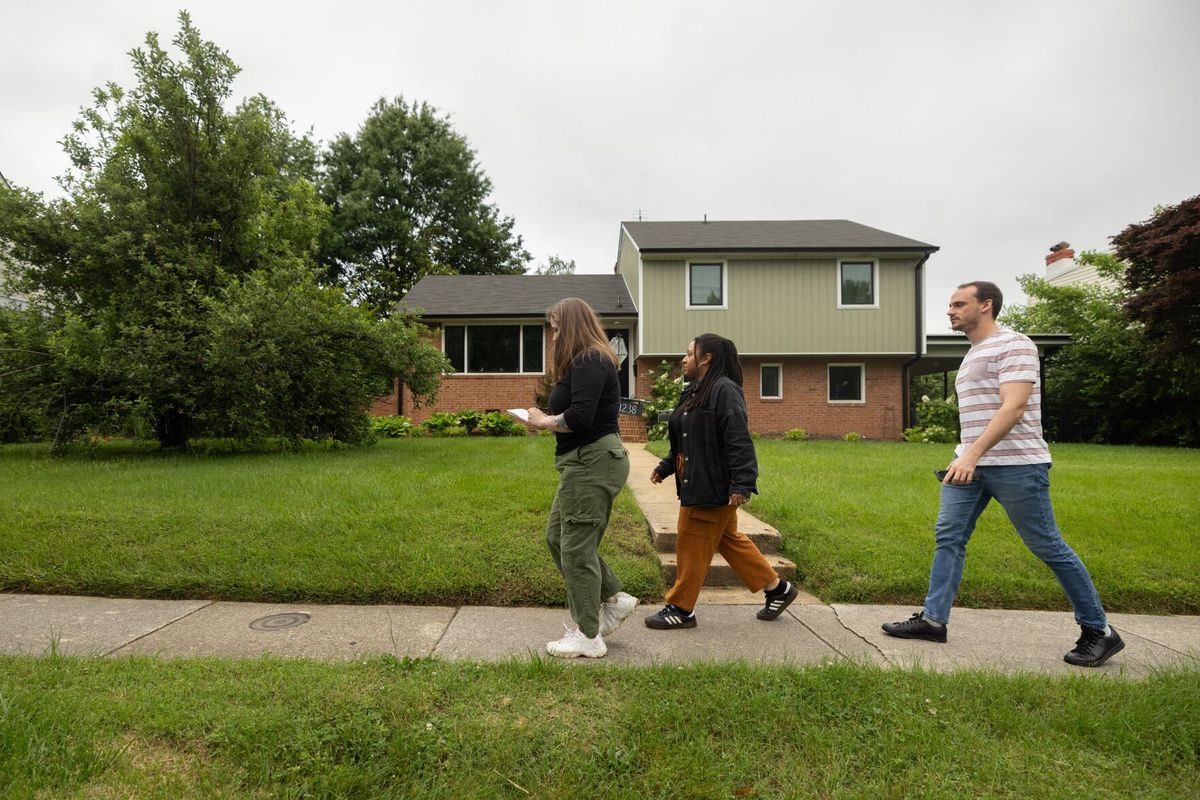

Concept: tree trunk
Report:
left=155, top=408, right=189, bottom=450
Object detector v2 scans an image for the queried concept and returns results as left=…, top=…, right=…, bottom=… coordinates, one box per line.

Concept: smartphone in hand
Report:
left=935, top=469, right=977, bottom=483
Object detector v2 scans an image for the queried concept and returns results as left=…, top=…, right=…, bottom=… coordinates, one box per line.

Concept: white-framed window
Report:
left=837, top=259, right=878, bottom=308
left=442, top=324, right=544, bottom=374
left=828, top=363, right=865, bottom=403
left=686, top=260, right=727, bottom=309
left=760, top=363, right=782, bottom=399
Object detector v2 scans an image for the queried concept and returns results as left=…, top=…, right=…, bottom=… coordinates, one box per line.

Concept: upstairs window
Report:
left=442, top=324, right=544, bottom=373
left=839, top=261, right=876, bottom=307
left=688, top=262, right=725, bottom=308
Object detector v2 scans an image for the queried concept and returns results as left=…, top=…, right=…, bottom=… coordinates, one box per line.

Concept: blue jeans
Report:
left=922, top=463, right=1107, bottom=629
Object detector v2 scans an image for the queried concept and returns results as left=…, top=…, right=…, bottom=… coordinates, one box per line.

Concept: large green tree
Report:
left=0, top=13, right=446, bottom=449
left=318, top=98, right=530, bottom=313
left=1002, top=252, right=1199, bottom=446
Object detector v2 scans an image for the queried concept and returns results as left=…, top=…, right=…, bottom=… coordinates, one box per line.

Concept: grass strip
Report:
left=1, top=654, right=1195, bottom=799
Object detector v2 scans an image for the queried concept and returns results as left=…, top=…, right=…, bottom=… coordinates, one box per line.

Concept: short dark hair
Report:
left=958, top=281, right=1004, bottom=318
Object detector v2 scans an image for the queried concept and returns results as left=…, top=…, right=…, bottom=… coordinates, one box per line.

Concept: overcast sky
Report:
left=3, top=1, right=1198, bottom=330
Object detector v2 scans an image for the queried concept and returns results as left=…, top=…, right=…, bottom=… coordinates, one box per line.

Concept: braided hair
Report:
left=682, top=333, right=744, bottom=412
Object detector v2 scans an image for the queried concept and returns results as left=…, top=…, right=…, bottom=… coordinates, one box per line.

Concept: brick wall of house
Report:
left=633, top=355, right=907, bottom=440
left=398, top=374, right=544, bottom=423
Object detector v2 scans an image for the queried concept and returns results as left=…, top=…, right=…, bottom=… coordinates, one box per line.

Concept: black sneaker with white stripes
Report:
left=757, top=581, right=800, bottom=620
left=644, top=604, right=697, bottom=630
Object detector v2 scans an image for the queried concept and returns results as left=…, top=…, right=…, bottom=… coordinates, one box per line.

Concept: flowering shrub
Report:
left=643, top=360, right=684, bottom=441
left=903, top=424, right=957, bottom=444
left=903, top=395, right=960, bottom=443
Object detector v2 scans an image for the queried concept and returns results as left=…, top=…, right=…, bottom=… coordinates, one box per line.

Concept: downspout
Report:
left=900, top=252, right=932, bottom=431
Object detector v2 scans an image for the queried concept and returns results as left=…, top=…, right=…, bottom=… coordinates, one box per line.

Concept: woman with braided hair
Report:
left=645, top=333, right=798, bottom=629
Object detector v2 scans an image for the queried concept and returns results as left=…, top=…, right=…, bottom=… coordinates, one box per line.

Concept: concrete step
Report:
left=658, top=553, right=797, bottom=588
left=653, top=528, right=782, bottom=554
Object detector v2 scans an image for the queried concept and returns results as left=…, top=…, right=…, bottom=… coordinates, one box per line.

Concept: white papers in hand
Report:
left=506, top=408, right=530, bottom=422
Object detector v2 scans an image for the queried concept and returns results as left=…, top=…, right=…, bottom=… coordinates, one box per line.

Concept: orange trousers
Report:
left=665, top=504, right=779, bottom=613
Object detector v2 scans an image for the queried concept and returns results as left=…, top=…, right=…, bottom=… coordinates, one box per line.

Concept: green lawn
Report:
left=649, top=440, right=1200, bottom=614
left=1, top=654, right=1195, bottom=799
left=0, top=437, right=663, bottom=605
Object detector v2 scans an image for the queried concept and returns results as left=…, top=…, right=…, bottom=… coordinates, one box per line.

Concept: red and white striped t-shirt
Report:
left=954, top=329, right=1051, bottom=465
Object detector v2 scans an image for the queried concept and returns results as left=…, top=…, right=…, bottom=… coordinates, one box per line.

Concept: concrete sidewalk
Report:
left=1, top=592, right=1196, bottom=678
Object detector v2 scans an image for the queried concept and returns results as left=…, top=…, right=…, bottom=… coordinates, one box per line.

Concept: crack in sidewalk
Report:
left=829, top=605, right=890, bottom=664
left=103, top=600, right=215, bottom=657
left=427, top=606, right=460, bottom=658
left=1111, top=624, right=1200, bottom=662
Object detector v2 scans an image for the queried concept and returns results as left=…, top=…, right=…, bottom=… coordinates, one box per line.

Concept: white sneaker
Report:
left=546, top=624, right=607, bottom=659
left=599, top=592, right=639, bottom=637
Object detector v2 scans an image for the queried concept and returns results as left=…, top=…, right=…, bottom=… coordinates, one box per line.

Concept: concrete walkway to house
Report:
left=1, top=445, right=1197, bottom=678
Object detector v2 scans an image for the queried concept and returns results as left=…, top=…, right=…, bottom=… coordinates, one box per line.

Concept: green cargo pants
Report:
left=546, top=433, right=631, bottom=638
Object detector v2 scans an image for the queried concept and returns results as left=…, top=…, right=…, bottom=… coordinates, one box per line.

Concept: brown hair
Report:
left=546, top=297, right=618, bottom=381
left=957, top=280, right=1004, bottom=318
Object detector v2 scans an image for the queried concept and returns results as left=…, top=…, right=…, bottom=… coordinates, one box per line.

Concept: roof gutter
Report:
left=901, top=251, right=934, bottom=431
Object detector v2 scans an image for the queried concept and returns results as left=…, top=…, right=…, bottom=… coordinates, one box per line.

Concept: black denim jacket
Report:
left=653, top=376, right=759, bottom=507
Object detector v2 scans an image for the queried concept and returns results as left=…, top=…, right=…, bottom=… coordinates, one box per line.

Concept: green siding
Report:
left=615, top=226, right=640, bottom=309
left=642, top=255, right=920, bottom=355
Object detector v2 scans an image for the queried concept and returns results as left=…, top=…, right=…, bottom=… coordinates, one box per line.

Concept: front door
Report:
left=604, top=328, right=630, bottom=397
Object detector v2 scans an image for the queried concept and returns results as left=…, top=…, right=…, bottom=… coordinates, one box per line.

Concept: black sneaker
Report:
left=881, top=612, right=947, bottom=643
left=1064, top=626, right=1125, bottom=667
left=758, top=582, right=800, bottom=621
left=645, top=604, right=697, bottom=630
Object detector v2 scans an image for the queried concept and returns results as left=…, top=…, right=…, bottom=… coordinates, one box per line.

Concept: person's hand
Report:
left=728, top=492, right=749, bottom=507
left=525, top=407, right=547, bottom=430
left=942, top=454, right=978, bottom=484
left=650, top=469, right=664, bottom=484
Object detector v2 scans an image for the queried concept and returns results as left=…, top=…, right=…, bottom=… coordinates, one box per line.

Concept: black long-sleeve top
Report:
left=653, top=377, right=758, bottom=506
left=547, top=350, right=621, bottom=456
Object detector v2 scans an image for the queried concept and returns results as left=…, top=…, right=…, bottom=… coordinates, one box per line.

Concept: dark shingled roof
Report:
left=401, top=275, right=635, bottom=317
left=623, top=220, right=938, bottom=253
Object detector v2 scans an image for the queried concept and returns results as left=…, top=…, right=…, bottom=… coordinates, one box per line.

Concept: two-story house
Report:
left=393, top=219, right=941, bottom=440
left=618, top=220, right=938, bottom=439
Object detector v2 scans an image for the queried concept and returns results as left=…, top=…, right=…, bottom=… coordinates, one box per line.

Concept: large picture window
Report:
left=442, top=324, right=544, bottom=373
left=839, top=261, right=876, bottom=307
left=688, top=262, right=724, bottom=307
left=828, top=363, right=865, bottom=402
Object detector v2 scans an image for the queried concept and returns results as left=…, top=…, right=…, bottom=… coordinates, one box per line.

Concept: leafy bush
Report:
left=843, top=431, right=862, bottom=443
left=421, top=412, right=465, bottom=435
left=903, top=424, right=957, bottom=443
left=784, top=428, right=808, bottom=442
left=477, top=411, right=526, bottom=437
left=430, top=425, right=469, bottom=438
left=371, top=415, right=414, bottom=438
left=915, top=395, right=959, bottom=435
left=902, top=395, right=960, bottom=444
left=643, top=360, right=683, bottom=441
left=455, top=410, right=481, bottom=433
left=421, top=410, right=526, bottom=437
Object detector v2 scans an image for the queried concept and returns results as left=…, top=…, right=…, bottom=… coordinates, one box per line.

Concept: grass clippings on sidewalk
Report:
left=649, top=439, right=1200, bottom=614
left=0, top=437, right=662, bottom=605
left=1, top=654, right=1196, bottom=799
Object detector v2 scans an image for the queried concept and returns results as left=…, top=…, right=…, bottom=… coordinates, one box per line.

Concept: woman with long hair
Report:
left=646, top=333, right=798, bottom=629
left=525, top=297, right=637, bottom=658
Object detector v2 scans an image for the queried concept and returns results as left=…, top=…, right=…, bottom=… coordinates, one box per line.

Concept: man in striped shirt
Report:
left=883, top=281, right=1125, bottom=667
